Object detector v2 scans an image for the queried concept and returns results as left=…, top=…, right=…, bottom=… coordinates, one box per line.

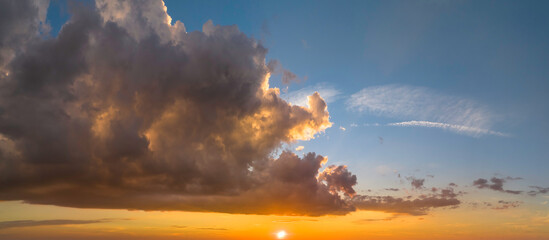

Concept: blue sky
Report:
left=1, top=1, right=548, bottom=239
left=45, top=0, right=549, bottom=199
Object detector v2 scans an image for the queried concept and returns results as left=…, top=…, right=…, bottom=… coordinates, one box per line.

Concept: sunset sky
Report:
left=0, top=0, right=548, bottom=239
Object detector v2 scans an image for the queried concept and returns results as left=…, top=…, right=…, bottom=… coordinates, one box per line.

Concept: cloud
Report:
left=0, top=219, right=119, bottom=230
left=492, top=200, right=521, bottom=210
left=318, top=165, right=357, bottom=197
left=266, top=59, right=303, bottom=85
left=407, top=177, right=425, bottom=189
left=472, top=177, right=522, bottom=194
left=527, top=186, right=549, bottom=196
left=196, top=227, right=228, bottom=231
left=339, top=126, right=346, bottom=131
left=0, top=0, right=362, bottom=217
left=387, top=121, right=507, bottom=137
left=0, top=0, right=49, bottom=73
left=0, top=0, right=470, bottom=218
left=295, top=146, right=304, bottom=151
left=352, top=188, right=461, bottom=216
left=282, top=83, right=340, bottom=107
left=347, top=84, right=504, bottom=137
left=354, top=214, right=402, bottom=223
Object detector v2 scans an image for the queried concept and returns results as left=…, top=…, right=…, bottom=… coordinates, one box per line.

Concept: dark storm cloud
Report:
left=0, top=219, right=120, bottom=230
left=472, top=177, right=522, bottom=194
left=0, top=0, right=465, bottom=217
left=0, top=0, right=48, bottom=71
left=0, top=0, right=354, bottom=216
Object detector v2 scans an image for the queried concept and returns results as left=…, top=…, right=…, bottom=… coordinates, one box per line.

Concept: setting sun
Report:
left=276, top=230, right=287, bottom=239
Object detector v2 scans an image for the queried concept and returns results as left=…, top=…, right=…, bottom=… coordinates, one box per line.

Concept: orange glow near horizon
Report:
left=0, top=200, right=548, bottom=240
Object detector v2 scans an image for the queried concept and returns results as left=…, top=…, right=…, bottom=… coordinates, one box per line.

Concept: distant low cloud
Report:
left=472, top=177, right=522, bottom=194
left=527, top=186, right=549, bottom=196
left=407, top=177, right=425, bottom=189
left=347, top=84, right=504, bottom=137
left=0, top=219, right=118, bottom=230
left=352, top=189, right=461, bottom=216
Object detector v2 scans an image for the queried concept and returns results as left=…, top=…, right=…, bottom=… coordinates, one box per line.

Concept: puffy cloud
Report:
left=0, top=0, right=346, bottom=216
left=0, top=0, right=469, bottom=218
left=407, top=177, right=425, bottom=189
left=318, top=165, right=357, bottom=197
left=472, top=177, right=522, bottom=194
left=0, top=0, right=49, bottom=73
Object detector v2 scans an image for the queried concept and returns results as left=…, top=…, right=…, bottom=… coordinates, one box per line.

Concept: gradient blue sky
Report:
left=45, top=0, right=549, bottom=207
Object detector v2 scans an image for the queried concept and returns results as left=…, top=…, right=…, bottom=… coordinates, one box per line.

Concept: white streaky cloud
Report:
left=295, top=146, right=304, bottom=151
left=347, top=84, right=503, bottom=137
left=387, top=121, right=507, bottom=137
left=339, top=126, right=346, bottom=131
left=282, top=83, right=340, bottom=107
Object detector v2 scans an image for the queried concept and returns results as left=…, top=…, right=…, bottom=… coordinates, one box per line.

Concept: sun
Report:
left=276, top=230, right=287, bottom=239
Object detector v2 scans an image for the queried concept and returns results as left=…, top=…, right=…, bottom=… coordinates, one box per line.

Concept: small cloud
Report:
left=385, top=188, right=399, bottom=191
left=350, top=123, right=358, bottom=127
left=492, top=200, right=522, bottom=210
left=354, top=214, right=402, bottom=224
left=406, top=176, right=425, bottom=189
left=0, top=219, right=123, bottom=230
left=295, top=146, right=304, bottom=151
left=527, top=186, right=549, bottom=196
left=196, top=227, right=228, bottom=231
left=339, top=126, right=346, bottom=131
left=472, top=177, right=522, bottom=194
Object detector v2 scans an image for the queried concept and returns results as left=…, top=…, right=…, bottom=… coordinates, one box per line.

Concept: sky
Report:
left=0, top=0, right=548, bottom=239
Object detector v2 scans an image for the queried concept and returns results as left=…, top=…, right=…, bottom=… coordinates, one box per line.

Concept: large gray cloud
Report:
left=0, top=0, right=463, bottom=217
left=0, top=0, right=350, bottom=216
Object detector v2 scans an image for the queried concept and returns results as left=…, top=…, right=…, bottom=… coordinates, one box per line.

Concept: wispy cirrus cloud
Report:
left=347, top=84, right=505, bottom=137
left=387, top=121, right=507, bottom=137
